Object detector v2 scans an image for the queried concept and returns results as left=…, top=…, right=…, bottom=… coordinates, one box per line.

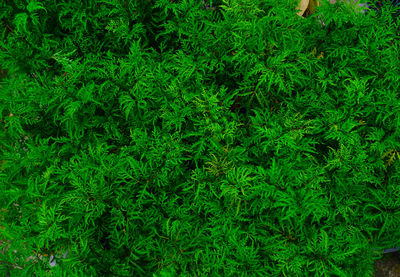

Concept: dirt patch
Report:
left=374, top=251, right=400, bottom=277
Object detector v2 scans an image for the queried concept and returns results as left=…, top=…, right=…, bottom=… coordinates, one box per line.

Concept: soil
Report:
left=374, top=251, right=400, bottom=277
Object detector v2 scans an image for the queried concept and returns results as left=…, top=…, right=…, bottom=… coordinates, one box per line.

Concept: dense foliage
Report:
left=1, top=0, right=400, bottom=276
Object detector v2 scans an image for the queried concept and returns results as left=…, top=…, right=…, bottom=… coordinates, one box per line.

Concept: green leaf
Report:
left=27, top=0, right=47, bottom=13
left=13, top=13, right=29, bottom=33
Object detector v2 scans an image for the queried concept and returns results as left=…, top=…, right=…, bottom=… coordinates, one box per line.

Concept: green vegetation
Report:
left=0, top=0, right=400, bottom=276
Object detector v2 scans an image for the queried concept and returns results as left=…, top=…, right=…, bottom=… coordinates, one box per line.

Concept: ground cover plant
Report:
left=0, top=0, right=400, bottom=276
